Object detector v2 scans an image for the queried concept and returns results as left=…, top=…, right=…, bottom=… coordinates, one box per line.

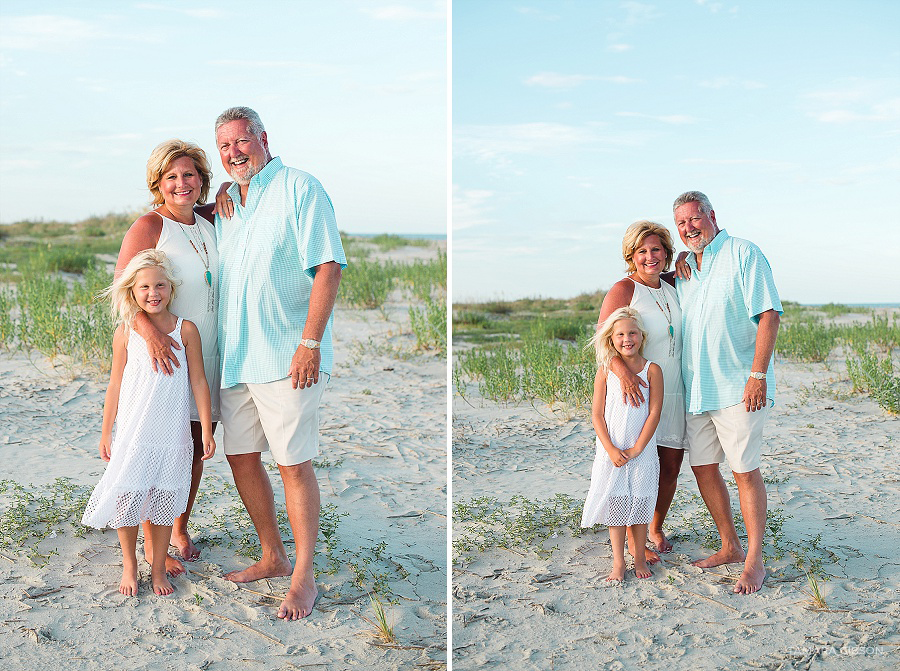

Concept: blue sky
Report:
left=453, top=1, right=900, bottom=304
left=0, top=1, right=446, bottom=234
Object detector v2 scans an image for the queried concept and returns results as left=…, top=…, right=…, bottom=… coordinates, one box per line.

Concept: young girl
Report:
left=581, top=307, right=662, bottom=581
left=81, top=249, right=215, bottom=596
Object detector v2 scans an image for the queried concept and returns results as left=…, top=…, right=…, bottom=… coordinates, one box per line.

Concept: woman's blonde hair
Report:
left=103, top=249, right=179, bottom=327
left=622, top=220, right=676, bottom=274
left=588, top=307, right=648, bottom=369
left=146, top=139, right=212, bottom=206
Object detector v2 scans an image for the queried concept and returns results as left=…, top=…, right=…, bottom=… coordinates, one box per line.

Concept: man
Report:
left=214, top=106, right=345, bottom=619
left=674, top=190, right=781, bottom=595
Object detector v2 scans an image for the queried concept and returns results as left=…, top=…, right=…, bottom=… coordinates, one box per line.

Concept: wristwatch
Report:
left=299, top=338, right=321, bottom=350
left=749, top=371, right=766, bottom=380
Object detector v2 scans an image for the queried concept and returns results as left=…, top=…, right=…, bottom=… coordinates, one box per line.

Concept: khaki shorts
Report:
left=685, top=403, right=769, bottom=473
left=220, top=376, right=328, bottom=466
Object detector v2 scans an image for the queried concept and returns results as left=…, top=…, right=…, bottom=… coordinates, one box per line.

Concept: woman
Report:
left=596, top=220, right=686, bottom=562
left=115, top=139, right=220, bottom=574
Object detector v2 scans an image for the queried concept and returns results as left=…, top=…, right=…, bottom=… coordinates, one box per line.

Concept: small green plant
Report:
left=193, top=593, right=204, bottom=606
left=846, top=343, right=900, bottom=414
left=409, top=295, right=447, bottom=354
left=0, top=478, right=93, bottom=565
left=801, top=571, right=828, bottom=609
left=453, top=493, right=585, bottom=564
left=361, top=594, right=398, bottom=644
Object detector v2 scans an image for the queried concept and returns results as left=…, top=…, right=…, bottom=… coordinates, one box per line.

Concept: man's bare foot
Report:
left=630, top=546, right=661, bottom=565
left=278, top=580, right=319, bottom=620
left=152, top=574, right=174, bottom=596
left=692, top=548, right=745, bottom=568
left=120, top=567, right=138, bottom=596
left=634, top=563, right=653, bottom=579
left=225, top=557, right=293, bottom=583
left=607, top=563, right=626, bottom=582
left=171, top=530, right=200, bottom=562
left=649, top=528, right=672, bottom=553
left=734, top=563, right=766, bottom=594
left=145, top=551, right=186, bottom=576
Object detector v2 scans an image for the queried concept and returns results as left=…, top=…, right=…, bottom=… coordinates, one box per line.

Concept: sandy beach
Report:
left=452, top=309, right=899, bottom=670
left=0, top=243, right=447, bottom=669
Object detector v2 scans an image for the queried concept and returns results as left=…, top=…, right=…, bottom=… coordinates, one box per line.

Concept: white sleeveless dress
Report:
left=629, top=279, right=686, bottom=449
left=156, top=213, right=220, bottom=421
left=81, top=319, right=193, bottom=528
left=581, top=362, right=660, bottom=527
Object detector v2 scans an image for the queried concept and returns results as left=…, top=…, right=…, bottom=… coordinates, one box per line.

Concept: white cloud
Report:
left=525, top=72, right=639, bottom=88
left=620, top=2, right=664, bottom=25
left=699, top=76, right=764, bottom=89
left=695, top=0, right=739, bottom=13
left=135, top=4, right=224, bottom=18
left=362, top=4, right=444, bottom=20
left=680, top=158, right=795, bottom=170
left=455, top=122, right=601, bottom=162
left=803, top=83, right=900, bottom=123
left=0, top=15, right=104, bottom=50
left=607, top=44, right=632, bottom=52
left=208, top=60, right=338, bottom=76
left=452, top=187, right=496, bottom=232
left=515, top=7, right=560, bottom=21
left=617, top=112, right=696, bottom=124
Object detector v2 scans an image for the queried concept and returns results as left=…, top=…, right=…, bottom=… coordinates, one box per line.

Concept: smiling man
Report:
left=674, top=190, right=781, bottom=595
left=213, top=106, right=346, bottom=619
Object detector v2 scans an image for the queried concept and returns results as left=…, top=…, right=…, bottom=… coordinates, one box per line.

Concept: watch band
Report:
left=300, top=338, right=321, bottom=349
left=750, top=371, right=766, bottom=380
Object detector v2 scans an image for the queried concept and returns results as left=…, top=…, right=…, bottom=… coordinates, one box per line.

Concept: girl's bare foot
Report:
left=607, top=563, right=626, bottom=582
left=171, top=530, right=200, bottom=561
left=152, top=574, right=174, bottom=596
left=119, top=566, right=138, bottom=596
left=649, top=528, right=672, bottom=553
left=144, top=550, right=186, bottom=576
left=634, top=562, right=653, bottom=579
left=630, top=545, right=661, bottom=565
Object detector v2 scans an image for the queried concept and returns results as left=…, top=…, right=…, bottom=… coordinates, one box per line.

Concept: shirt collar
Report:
left=688, top=228, right=729, bottom=269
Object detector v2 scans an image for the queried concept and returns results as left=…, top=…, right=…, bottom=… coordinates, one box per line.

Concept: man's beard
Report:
left=228, top=157, right=261, bottom=185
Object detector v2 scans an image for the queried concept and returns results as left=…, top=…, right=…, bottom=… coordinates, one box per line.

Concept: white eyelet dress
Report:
left=581, top=362, right=660, bottom=528
left=82, top=319, right=193, bottom=529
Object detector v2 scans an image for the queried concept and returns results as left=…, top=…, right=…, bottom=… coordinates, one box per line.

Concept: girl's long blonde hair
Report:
left=102, top=249, right=179, bottom=327
left=588, top=307, right=648, bottom=370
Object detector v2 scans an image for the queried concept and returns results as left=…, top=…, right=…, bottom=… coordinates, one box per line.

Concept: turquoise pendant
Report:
left=669, top=325, right=674, bottom=337
left=205, top=270, right=212, bottom=287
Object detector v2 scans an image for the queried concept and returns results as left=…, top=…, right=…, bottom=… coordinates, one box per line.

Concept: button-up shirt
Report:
left=676, top=229, right=782, bottom=414
left=216, top=157, right=347, bottom=388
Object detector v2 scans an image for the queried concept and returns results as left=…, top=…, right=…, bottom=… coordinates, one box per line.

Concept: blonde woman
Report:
left=596, top=221, right=687, bottom=561
left=115, top=140, right=220, bottom=572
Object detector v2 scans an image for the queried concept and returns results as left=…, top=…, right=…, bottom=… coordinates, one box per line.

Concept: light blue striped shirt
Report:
left=676, top=230, right=782, bottom=414
left=216, top=157, right=347, bottom=388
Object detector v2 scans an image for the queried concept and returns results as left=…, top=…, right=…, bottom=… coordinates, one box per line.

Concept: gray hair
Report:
left=215, top=106, right=266, bottom=138
left=673, top=191, right=714, bottom=214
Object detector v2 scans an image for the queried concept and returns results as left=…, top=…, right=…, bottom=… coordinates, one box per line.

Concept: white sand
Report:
left=452, top=311, right=899, bottom=669
left=0, top=273, right=447, bottom=669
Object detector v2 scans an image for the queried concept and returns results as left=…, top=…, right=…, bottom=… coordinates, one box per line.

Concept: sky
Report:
left=453, top=0, right=900, bottom=305
left=0, top=0, right=446, bottom=235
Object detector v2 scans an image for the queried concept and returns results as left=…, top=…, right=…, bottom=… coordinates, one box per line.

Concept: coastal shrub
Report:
left=409, top=295, right=447, bottom=354
left=339, top=259, right=395, bottom=308
left=841, top=313, right=900, bottom=352
left=396, top=250, right=446, bottom=300
left=453, top=310, right=489, bottom=328
left=846, top=344, right=900, bottom=414
left=371, top=233, right=429, bottom=252
left=454, top=332, right=594, bottom=412
left=452, top=493, right=585, bottom=564
left=4, top=264, right=115, bottom=370
left=776, top=320, right=838, bottom=362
